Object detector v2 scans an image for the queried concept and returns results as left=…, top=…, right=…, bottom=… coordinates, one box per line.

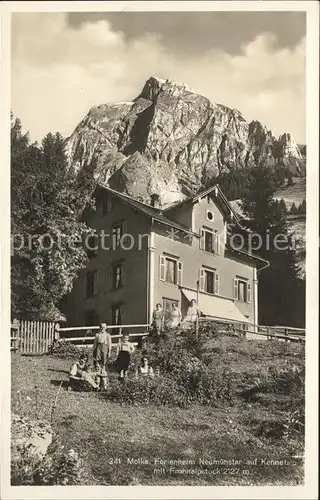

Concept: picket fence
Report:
left=11, top=320, right=57, bottom=354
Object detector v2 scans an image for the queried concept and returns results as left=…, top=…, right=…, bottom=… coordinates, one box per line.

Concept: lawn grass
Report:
left=11, top=337, right=305, bottom=486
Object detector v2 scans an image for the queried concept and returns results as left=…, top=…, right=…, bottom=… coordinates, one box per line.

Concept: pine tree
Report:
left=297, top=199, right=306, bottom=214
left=290, top=202, right=299, bottom=215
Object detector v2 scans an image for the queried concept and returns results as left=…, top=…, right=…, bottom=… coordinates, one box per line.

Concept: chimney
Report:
left=150, top=193, right=160, bottom=208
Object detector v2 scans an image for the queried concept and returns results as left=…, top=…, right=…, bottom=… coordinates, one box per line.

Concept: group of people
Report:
left=151, top=299, right=200, bottom=336
left=68, top=323, right=154, bottom=392
left=68, top=300, right=200, bottom=391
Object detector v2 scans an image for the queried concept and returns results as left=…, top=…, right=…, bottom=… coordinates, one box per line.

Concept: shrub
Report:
left=50, top=339, right=90, bottom=359
left=11, top=444, right=85, bottom=485
left=105, top=327, right=235, bottom=408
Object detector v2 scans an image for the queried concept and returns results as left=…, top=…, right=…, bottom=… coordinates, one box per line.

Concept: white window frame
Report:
left=159, top=255, right=183, bottom=286
left=200, top=227, right=220, bottom=255
left=199, top=267, right=219, bottom=295
left=233, top=278, right=251, bottom=303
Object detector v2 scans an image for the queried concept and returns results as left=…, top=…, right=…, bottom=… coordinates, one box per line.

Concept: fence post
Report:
left=54, top=323, right=60, bottom=341
left=267, top=326, right=271, bottom=341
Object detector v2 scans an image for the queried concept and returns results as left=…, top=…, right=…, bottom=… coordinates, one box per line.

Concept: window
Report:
left=102, top=195, right=113, bottom=215
left=112, top=223, right=122, bottom=249
left=199, top=268, right=219, bottom=295
left=200, top=228, right=220, bottom=254
left=159, top=255, right=183, bottom=285
left=85, top=310, right=99, bottom=326
left=112, top=303, right=123, bottom=325
left=111, top=220, right=128, bottom=249
left=86, top=270, right=98, bottom=298
left=87, top=234, right=98, bottom=259
left=112, top=261, right=123, bottom=289
left=233, top=278, right=251, bottom=303
left=206, top=210, right=214, bottom=222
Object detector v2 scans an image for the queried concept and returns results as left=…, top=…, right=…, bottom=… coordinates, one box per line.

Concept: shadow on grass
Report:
left=48, top=368, right=69, bottom=374
left=50, top=379, right=69, bottom=390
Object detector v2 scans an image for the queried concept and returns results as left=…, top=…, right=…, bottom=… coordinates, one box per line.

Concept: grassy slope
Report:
left=11, top=337, right=304, bottom=486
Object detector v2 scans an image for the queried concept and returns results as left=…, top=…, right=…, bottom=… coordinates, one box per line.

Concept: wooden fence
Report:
left=56, top=323, right=150, bottom=348
left=198, top=317, right=305, bottom=343
left=10, top=316, right=305, bottom=355
left=11, top=320, right=57, bottom=354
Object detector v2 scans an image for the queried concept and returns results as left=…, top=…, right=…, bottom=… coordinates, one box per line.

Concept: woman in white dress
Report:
left=165, top=303, right=182, bottom=329
left=181, top=299, right=201, bottom=330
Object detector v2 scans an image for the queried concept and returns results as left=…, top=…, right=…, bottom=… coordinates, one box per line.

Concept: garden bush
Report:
left=50, top=339, right=90, bottom=359
left=105, top=325, right=234, bottom=407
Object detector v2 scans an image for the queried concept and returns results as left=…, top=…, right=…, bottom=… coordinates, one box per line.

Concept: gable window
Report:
left=86, top=270, right=98, bottom=298
left=200, top=227, right=220, bottom=255
left=234, top=278, right=251, bottom=303
left=112, top=261, right=124, bottom=289
left=102, top=195, right=113, bottom=215
left=199, top=267, right=219, bottom=295
left=206, top=210, right=214, bottom=222
left=159, top=255, right=183, bottom=285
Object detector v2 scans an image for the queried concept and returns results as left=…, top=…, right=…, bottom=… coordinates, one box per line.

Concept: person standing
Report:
left=165, top=303, right=182, bottom=329
left=181, top=299, right=201, bottom=329
left=92, top=323, right=112, bottom=373
left=116, top=333, right=135, bottom=380
left=152, top=303, right=164, bottom=336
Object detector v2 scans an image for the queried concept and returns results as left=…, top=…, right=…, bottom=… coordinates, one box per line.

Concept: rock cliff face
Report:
left=67, top=76, right=305, bottom=205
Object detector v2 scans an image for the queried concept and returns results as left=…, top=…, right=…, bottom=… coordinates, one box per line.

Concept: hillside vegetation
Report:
left=11, top=328, right=304, bottom=486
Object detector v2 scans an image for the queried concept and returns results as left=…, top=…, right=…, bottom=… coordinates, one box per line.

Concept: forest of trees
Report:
left=11, top=116, right=96, bottom=320
left=215, top=162, right=299, bottom=202
left=239, top=164, right=305, bottom=327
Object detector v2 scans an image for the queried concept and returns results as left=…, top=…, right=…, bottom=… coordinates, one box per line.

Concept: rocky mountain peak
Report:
left=66, top=76, right=305, bottom=205
left=278, top=132, right=302, bottom=159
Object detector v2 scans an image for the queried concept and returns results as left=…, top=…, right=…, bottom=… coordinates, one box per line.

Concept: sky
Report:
left=11, top=11, right=306, bottom=144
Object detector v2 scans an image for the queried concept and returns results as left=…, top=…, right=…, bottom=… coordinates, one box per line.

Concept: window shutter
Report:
left=177, top=261, right=183, bottom=286
left=215, top=234, right=221, bottom=255
left=199, top=229, right=205, bottom=250
left=159, top=255, right=165, bottom=281
left=214, top=272, right=220, bottom=295
left=94, top=271, right=99, bottom=295
left=247, top=283, right=252, bottom=303
left=199, top=268, right=205, bottom=292
left=233, top=278, right=239, bottom=300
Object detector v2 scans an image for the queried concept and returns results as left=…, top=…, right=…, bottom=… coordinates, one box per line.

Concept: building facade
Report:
left=65, top=185, right=268, bottom=329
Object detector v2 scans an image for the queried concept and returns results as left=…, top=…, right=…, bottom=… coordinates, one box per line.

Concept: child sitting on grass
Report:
left=68, top=354, right=99, bottom=391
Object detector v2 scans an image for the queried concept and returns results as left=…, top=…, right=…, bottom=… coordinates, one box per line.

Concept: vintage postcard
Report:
left=1, top=1, right=319, bottom=499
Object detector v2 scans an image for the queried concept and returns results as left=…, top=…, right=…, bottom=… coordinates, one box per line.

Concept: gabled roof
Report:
left=163, top=184, right=241, bottom=223
left=96, top=184, right=200, bottom=236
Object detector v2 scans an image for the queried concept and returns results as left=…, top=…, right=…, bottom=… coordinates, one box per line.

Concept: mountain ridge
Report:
left=66, top=76, right=305, bottom=206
